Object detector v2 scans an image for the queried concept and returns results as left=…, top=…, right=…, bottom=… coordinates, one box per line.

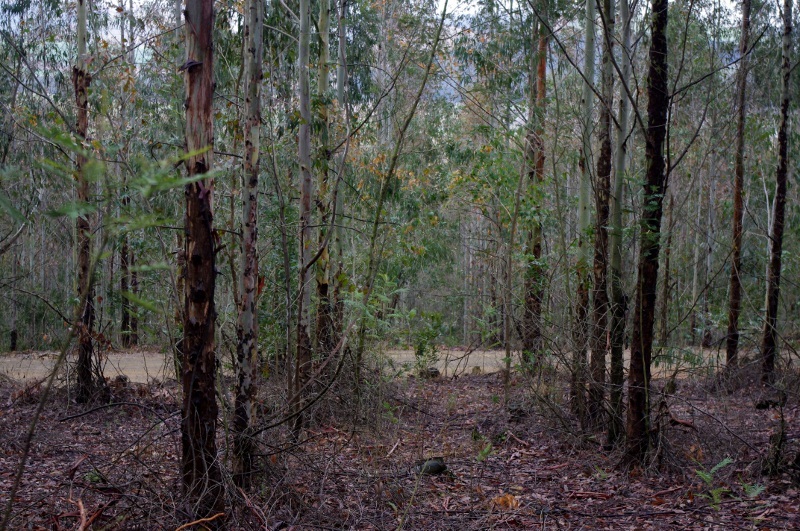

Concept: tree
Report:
left=572, top=0, right=596, bottom=426
left=626, top=0, right=668, bottom=463
left=725, top=0, right=751, bottom=367
left=293, top=0, right=314, bottom=435
left=73, top=0, right=99, bottom=403
left=180, top=0, right=224, bottom=520
left=233, top=0, right=263, bottom=489
left=522, top=3, right=548, bottom=364
left=316, top=0, right=336, bottom=359
left=760, top=0, right=790, bottom=384
left=607, top=0, right=632, bottom=446
left=589, top=0, right=614, bottom=426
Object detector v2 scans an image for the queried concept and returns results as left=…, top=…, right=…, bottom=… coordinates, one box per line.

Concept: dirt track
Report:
left=0, top=346, right=725, bottom=383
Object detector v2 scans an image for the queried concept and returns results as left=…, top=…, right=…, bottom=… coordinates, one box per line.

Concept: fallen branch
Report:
left=175, top=512, right=225, bottom=531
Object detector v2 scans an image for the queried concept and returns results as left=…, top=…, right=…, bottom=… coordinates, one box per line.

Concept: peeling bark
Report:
left=181, top=0, right=224, bottom=520
left=234, top=0, right=263, bottom=489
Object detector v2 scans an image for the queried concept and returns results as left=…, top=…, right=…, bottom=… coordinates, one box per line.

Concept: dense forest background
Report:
left=1, top=0, right=800, bottom=527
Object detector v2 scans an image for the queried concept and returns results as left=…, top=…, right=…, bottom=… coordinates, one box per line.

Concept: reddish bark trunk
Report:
left=725, top=0, right=751, bottom=367
left=181, top=0, right=224, bottom=520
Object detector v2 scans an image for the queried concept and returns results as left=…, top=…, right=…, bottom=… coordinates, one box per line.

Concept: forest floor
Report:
left=1, top=349, right=799, bottom=529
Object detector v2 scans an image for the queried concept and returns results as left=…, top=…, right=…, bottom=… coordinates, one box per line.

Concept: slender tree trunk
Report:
left=589, top=0, right=614, bottom=426
left=659, top=194, right=674, bottom=346
left=522, top=13, right=548, bottom=364
left=233, top=0, right=263, bottom=489
left=572, top=0, right=596, bottom=425
left=294, top=0, right=314, bottom=435
left=607, top=0, right=631, bottom=446
left=10, top=250, right=19, bottom=351
left=690, top=180, right=703, bottom=344
left=726, top=0, right=751, bottom=367
left=181, top=0, right=224, bottom=520
left=761, top=0, right=791, bottom=384
left=129, top=252, right=138, bottom=345
left=331, top=0, right=347, bottom=350
left=119, top=3, right=133, bottom=349
left=316, top=0, right=335, bottom=358
left=120, top=229, right=131, bottom=347
left=74, top=0, right=97, bottom=404
left=625, top=0, right=668, bottom=463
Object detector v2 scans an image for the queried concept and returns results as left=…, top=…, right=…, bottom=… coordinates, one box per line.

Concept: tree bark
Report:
left=725, top=0, right=751, bottom=367
left=607, top=0, right=631, bottom=446
left=234, top=0, right=263, bottom=489
left=294, top=0, right=314, bottom=436
left=73, top=0, right=97, bottom=404
left=659, top=194, right=673, bottom=346
left=331, top=0, right=348, bottom=352
left=589, top=0, right=614, bottom=426
left=522, top=13, right=548, bottom=365
left=625, top=0, right=668, bottom=463
left=760, top=0, right=790, bottom=384
left=181, top=0, right=224, bottom=520
left=316, top=0, right=336, bottom=359
left=572, top=0, right=596, bottom=426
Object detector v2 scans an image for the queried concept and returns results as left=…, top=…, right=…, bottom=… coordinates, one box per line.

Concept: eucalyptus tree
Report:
left=572, top=0, right=595, bottom=424
left=588, top=0, right=614, bottom=426
left=316, top=0, right=336, bottom=359
left=233, top=0, right=263, bottom=489
left=607, top=0, right=632, bottom=445
left=293, top=0, right=314, bottom=435
left=73, top=0, right=99, bottom=403
left=521, top=1, right=549, bottom=365
left=760, top=0, right=790, bottom=384
left=626, top=0, right=668, bottom=463
left=725, top=0, right=751, bottom=367
left=180, top=0, right=224, bottom=519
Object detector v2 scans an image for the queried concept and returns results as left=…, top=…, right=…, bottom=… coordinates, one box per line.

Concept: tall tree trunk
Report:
left=625, top=0, right=668, bottom=463
left=120, top=228, right=131, bottom=347
left=659, top=194, right=674, bottom=346
left=689, top=179, right=703, bottom=344
left=129, top=252, right=138, bottom=345
left=761, top=0, right=790, bottom=384
left=331, top=0, right=348, bottom=351
left=316, top=0, right=335, bottom=358
left=522, top=12, right=548, bottom=365
left=607, top=0, right=631, bottom=446
left=725, top=0, right=751, bottom=367
left=294, top=0, right=314, bottom=435
left=181, top=0, right=224, bottom=520
left=74, top=0, right=97, bottom=404
left=119, top=1, right=133, bottom=349
left=589, top=0, right=614, bottom=426
left=572, top=0, right=596, bottom=426
left=234, top=0, right=263, bottom=489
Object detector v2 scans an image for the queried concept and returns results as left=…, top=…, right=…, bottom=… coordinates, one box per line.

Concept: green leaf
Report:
left=695, top=469, right=712, bottom=485
left=709, top=457, right=733, bottom=475
left=121, top=291, right=158, bottom=313
left=0, top=193, right=27, bottom=224
left=46, top=201, right=98, bottom=220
